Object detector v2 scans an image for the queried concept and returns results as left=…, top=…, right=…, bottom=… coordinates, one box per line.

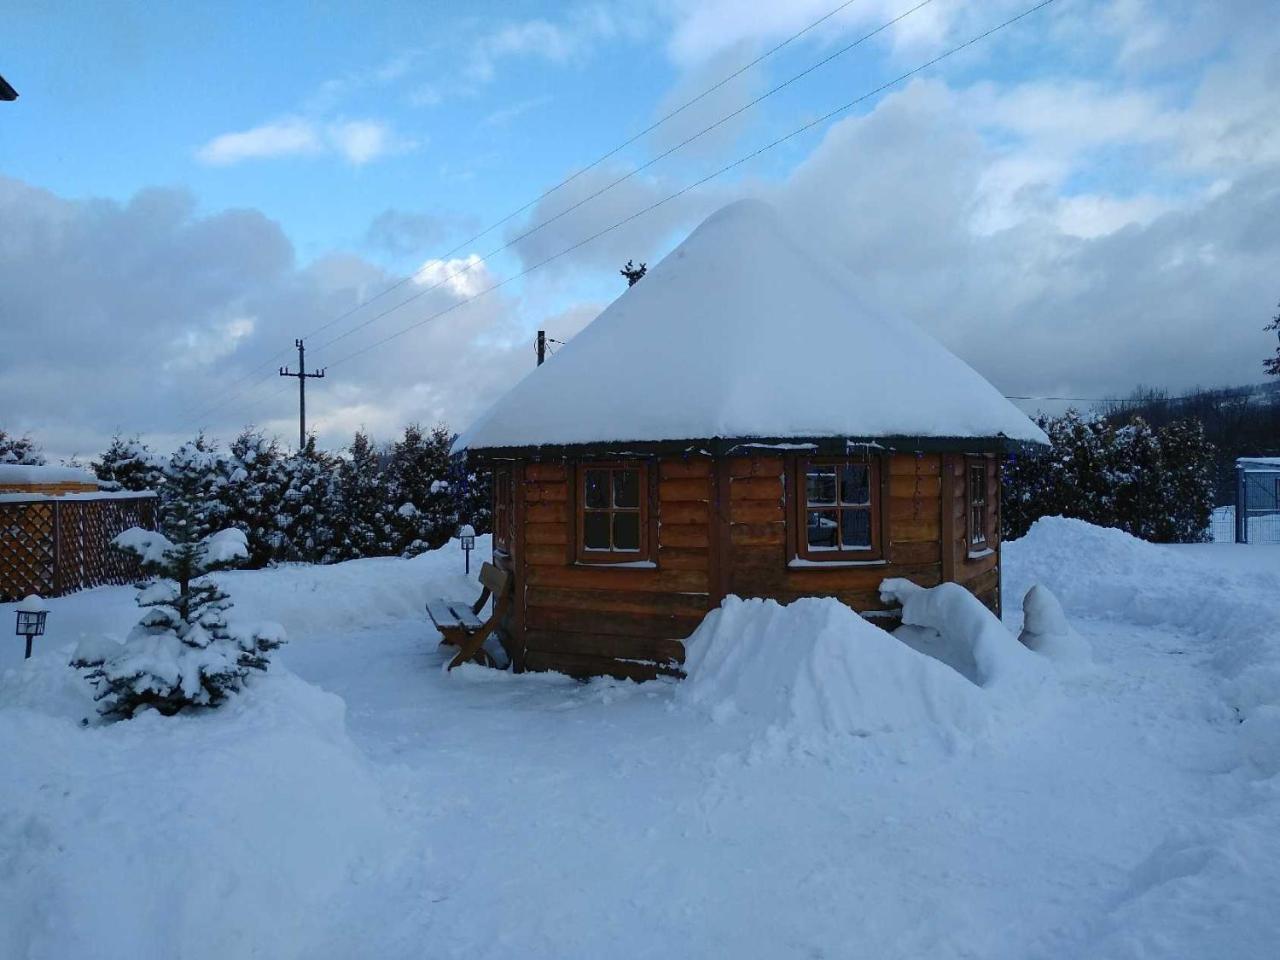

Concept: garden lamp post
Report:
left=459, top=524, right=476, bottom=575
left=15, top=594, right=48, bottom=660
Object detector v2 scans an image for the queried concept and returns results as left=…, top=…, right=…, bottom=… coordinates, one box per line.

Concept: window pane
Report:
left=971, top=507, right=987, bottom=544
left=612, top=512, right=641, bottom=551
left=806, top=467, right=837, bottom=505
left=840, top=464, right=870, bottom=505
left=970, top=465, right=986, bottom=502
left=584, top=469, right=609, bottom=509
left=840, top=508, right=871, bottom=549
left=613, top=469, right=640, bottom=508
left=583, top=512, right=610, bottom=549
left=806, top=509, right=839, bottom=549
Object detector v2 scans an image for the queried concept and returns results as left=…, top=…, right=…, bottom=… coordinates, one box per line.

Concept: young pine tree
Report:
left=92, top=434, right=165, bottom=492
left=225, top=428, right=287, bottom=566
left=273, top=436, right=339, bottom=563
left=334, top=431, right=395, bottom=560
left=161, top=434, right=232, bottom=542
left=71, top=516, right=285, bottom=720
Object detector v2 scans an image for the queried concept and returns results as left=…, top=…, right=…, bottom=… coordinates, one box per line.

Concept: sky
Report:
left=1, top=0, right=1277, bottom=461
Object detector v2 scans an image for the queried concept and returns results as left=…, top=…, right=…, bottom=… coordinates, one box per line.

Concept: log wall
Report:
left=500, top=450, right=1002, bottom=679
left=514, top=457, right=712, bottom=681
left=726, top=453, right=944, bottom=612
left=942, top=453, right=1002, bottom=614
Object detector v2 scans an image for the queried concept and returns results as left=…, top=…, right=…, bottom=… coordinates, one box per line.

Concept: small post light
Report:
left=15, top=594, right=48, bottom=660
left=458, top=524, right=477, bottom=575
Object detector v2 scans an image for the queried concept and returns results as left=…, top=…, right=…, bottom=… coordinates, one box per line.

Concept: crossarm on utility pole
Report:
left=279, top=338, right=326, bottom=449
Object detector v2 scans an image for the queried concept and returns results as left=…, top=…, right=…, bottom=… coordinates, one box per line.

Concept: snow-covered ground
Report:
left=3, top=523, right=1278, bottom=959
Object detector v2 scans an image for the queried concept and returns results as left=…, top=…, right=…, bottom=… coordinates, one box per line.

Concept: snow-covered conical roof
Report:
left=457, top=200, right=1047, bottom=451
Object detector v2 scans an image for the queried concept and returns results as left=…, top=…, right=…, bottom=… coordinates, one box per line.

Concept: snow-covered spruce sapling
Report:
left=71, top=525, right=286, bottom=719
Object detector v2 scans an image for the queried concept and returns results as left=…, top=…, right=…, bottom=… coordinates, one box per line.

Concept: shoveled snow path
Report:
left=282, top=612, right=1241, bottom=959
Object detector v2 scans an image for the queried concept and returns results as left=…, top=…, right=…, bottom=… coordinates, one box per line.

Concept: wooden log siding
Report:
left=514, top=456, right=715, bottom=680
left=728, top=453, right=943, bottom=615
left=942, top=453, right=1002, bottom=615
left=500, top=450, right=1001, bottom=680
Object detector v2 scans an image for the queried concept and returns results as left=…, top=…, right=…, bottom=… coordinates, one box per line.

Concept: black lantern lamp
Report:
left=458, top=524, right=476, bottom=574
left=15, top=594, right=48, bottom=660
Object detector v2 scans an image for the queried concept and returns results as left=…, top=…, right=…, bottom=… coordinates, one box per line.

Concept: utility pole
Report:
left=279, top=339, right=325, bottom=449
left=536, top=330, right=546, bottom=366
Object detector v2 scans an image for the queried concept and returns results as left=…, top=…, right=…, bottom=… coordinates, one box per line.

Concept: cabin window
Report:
left=493, top=468, right=513, bottom=554
left=794, top=457, right=881, bottom=560
left=966, top=458, right=989, bottom=550
left=576, top=462, right=651, bottom=563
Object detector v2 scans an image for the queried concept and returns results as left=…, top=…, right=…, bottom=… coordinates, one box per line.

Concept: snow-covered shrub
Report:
left=1003, top=411, right=1215, bottom=543
left=0, top=427, right=45, bottom=465
left=333, top=431, right=396, bottom=560
left=225, top=428, right=288, bottom=566
left=92, top=434, right=165, bottom=492
left=71, top=525, right=286, bottom=719
left=387, top=422, right=458, bottom=556
left=272, top=436, right=339, bottom=563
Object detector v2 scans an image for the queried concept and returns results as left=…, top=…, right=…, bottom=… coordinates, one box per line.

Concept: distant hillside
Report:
left=1104, top=382, right=1280, bottom=503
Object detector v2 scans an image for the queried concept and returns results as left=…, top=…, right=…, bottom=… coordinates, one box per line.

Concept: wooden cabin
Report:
left=455, top=201, right=1047, bottom=680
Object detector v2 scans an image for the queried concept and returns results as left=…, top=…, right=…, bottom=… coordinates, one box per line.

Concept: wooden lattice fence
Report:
left=0, top=494, right=157, bottom=601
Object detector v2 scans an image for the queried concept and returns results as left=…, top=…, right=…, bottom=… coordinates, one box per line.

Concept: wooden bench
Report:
left=426, top=561, right=512, bottom=671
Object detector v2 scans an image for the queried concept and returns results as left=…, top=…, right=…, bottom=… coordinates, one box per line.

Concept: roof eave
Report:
left=458, top=432, right=1047, bottom=462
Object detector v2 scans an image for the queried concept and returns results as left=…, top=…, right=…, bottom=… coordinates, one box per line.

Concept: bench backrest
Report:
left=479, top=561, right=511, bottom=596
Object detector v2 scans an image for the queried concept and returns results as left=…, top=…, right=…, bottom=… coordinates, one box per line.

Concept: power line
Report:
left=1005, top=395, right=1123, bottom=403
left=175, top=0, right=925, bottom=429
left=316, top=0, right=1060, bottom=374
left=308, top=0, right=938, bottom=360
left=289, top=0, right=872, bottom=348
left=182, top=0, right=1057, bottom=432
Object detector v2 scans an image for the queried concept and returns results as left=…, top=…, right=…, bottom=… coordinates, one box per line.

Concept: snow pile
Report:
left=880, top=579, right=1050, bottom=695
left=1004, top=517, right=1280, bottom=768
left=679, top=596, right=990, bottom=758
left=1000, top=517, right=1280, bottom=953
left=1017, top=584, right=1092, bottom=673
left=0, top=660, right=400, bottom=960
left=0, top=462, right=98, bottom=486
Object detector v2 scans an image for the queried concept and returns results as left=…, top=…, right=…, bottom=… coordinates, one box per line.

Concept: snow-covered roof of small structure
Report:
left=0, top=463, right=99, bottom=486
left=1238, top=456, right=1280, bottom=469
left=456, top=200, right=1047, bottom=452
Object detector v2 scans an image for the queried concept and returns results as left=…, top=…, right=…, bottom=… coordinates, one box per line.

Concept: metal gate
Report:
left=1235, top=461, right=1280, bottom=544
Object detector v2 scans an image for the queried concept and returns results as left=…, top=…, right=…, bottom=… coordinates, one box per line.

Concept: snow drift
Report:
left=0, top=660, right=400, bottom=960
left=880, top=578, right=1049, bottom=693
left=679, top=595, right=990, bottom=758
left=1017, top=583, right=1092, bottom=672
left=1004, top=517, right=1280, bottom=773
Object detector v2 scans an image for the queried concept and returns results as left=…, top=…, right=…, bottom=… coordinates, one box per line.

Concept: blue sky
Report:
left=2, top=0, right=1278, bottom=457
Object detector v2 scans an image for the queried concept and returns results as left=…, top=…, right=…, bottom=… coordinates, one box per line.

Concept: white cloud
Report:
left=196, top=117, right=412, bottom=167
left=412, top=254, right=493, bottom=298
left=0, top=177, right=552, bottom=460
left=326, top=120, right=409, bottom=165
left=196, top=118, right=323, bottom=165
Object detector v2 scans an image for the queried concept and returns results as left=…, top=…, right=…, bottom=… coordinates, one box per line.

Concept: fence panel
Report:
left=0, top=494, right=155, bottom=600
